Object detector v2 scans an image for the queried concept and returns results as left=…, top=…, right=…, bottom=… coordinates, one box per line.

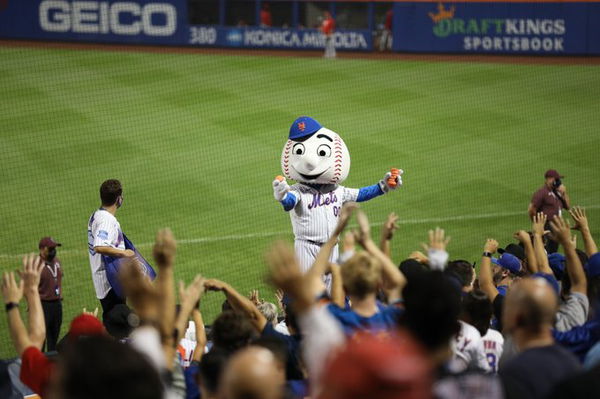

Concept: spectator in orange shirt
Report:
left=321, top=11, right=336, bottom=58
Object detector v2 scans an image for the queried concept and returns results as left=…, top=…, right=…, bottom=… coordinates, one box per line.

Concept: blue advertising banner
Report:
left=0, top=0, right=372, bottom=51
left=0, top=0, right=188, bottom=45
left=187, top=26, right=372, bottom=51
left=392, top=2, right=600, bottom=55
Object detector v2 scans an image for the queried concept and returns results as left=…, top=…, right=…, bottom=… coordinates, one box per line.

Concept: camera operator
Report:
left=528, top=169, right=571, bottom=253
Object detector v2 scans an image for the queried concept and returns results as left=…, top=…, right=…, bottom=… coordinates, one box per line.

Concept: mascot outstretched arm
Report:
left=272, top=116, right=403, bottom=274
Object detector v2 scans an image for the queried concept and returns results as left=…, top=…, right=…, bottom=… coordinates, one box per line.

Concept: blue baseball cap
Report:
left=532, top=272, right=560, bottom=296
left=585, top=252, right=600, bottom=278
left=491, top=252, right=521, bottom=275
left=548, top=253, right=566, bottom=281
left=289, top=116, right=322, bottom=140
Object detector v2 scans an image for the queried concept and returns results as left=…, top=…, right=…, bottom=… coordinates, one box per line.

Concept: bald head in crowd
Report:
left=502, top=278, right=558, bottom=340
left=219, top=346, right=285, bottom=399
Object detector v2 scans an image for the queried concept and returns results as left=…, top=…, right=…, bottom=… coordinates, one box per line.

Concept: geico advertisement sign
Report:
left=39, top=1, right=177, bottom=36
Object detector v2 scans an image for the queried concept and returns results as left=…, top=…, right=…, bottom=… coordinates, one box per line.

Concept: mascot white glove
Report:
left=273, top=177, right=290, bottom=201
left=378, top=169, right=404, bottom=193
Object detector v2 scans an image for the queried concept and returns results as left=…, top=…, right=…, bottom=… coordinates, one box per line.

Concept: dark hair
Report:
left=211, top=311, right=254, bottom=353
left=400, top=271, right=461, bottom=351
left=446, top=260, right=474, bottom=288
left=399, top=259, right=428, bottom=284
left=462, top=290, right=493, bottom=336
left=198, top=348, right=230, bottom=395
left=100, top=179, right=122, bottom=206
left=58, top=336, right=163, bottom=399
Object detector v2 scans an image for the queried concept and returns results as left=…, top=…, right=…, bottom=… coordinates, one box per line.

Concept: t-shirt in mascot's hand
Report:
left=272, top=116, right=403, bottom=273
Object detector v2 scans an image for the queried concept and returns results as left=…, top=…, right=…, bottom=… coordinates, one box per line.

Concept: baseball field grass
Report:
left=1, top=45, right=599, bottom=358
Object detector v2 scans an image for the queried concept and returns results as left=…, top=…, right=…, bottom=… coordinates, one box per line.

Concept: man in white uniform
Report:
left=273, top=116, right=403, bottom=274
left=87, top=179, right=134, bottom=320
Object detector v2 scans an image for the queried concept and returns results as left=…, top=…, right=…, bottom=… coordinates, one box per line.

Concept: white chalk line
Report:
left=1, top=205, right=598, bottom=260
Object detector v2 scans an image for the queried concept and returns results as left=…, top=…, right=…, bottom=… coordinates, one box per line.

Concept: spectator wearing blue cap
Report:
left=491, top=253, right=522, bottom=296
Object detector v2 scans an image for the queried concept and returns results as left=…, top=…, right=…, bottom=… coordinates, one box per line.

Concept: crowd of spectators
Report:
left=2, top=178, right=600, bottom=399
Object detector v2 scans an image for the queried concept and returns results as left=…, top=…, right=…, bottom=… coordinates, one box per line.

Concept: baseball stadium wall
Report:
left=0, top=0, right=599, bottom=55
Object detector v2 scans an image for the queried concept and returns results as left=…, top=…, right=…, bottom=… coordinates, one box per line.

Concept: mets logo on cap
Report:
left=289, top=116, right=322, bottom=140
left=298, top=122, right=306, bottom=132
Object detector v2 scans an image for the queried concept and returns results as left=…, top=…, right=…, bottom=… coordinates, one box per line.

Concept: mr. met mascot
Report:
left=272, top=116, right=403, bottom=273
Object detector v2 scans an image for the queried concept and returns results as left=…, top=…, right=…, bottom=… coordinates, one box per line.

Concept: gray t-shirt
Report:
left=555, top=292, right=589, bottom=332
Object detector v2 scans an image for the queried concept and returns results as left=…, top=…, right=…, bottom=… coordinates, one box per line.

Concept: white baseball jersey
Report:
left=482, top=328, right=504, bottom=373
left=287, top=183, right=358, bottom=242
left=87, top=209, right=125, bottom=299
left=287, top=183, right=358, bottom=273
left=450, top=320, right=491, bottom=373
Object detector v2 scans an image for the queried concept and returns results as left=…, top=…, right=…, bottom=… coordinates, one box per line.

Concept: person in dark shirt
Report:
left=528, top=169, right=571, bottom=253
left=38, top=237, right=64, bottom=352
left=499, top=278, right=580, bottom=399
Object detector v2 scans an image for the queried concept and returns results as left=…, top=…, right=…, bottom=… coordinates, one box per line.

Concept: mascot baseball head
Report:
left=281, top=116, right=350, bottom=184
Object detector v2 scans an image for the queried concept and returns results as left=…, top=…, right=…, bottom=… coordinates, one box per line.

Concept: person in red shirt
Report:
left=380, top=8, right=393, bottom=51
left=321, top=11, right=336, bottom=58
left=528, top=169, right=571, bottom=253
left=38, top=236, right=64, bottom=352
left=260, top=2, right=272, bottom=27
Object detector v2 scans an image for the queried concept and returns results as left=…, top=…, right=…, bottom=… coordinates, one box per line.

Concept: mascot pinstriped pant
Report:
left=272, top=116, right=403, bottom=275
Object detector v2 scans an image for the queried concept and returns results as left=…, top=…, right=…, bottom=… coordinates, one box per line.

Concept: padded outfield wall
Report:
left=0, top=0, right=598, bottom=55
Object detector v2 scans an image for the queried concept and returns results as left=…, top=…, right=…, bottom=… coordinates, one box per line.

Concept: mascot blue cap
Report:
left=289, top=116, right=322, bottom=140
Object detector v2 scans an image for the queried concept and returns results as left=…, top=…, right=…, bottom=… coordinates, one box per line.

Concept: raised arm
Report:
left=379, top=212, right=399, bottom=259
left=2, top=272, right=31, bottom=355
left=191, top=307, right=206, bottom=362
left=551, top=217, right=587, bottom=295
left=570, top=206, right=598, bottom=257
left=514, top=230, right=538, bottom=274
left=152, top=228, right=177, bottom=354
left=327, top=263, right=345, bottom=308
left=355, top=210, right=405, bottom=301
left=93, top=246, right=134, bottom=258
left=532, top=213, right=553, bottom=275
left=175, top=276, right=206, bottom=345
left=479, top=239, right=499, bottom=302
left=305, top=203, right=356, bottom=296
left=204, top=279, right=267, bottom=332
left=19, top=254, right=46, bottom=349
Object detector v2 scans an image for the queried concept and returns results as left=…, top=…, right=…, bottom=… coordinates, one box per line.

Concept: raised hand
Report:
left=484, top=239, right=499, bottom=254
left=532, top=212, right=547, bottom=236
left=379, top=169, right=404, bottom=193
left=1, top=272, right=23, bottom=305
left=409, top=251, right=428, bottom=264
left=265, top=241, right=303, bottom=295
left=203, top=279, right=228, bottom=292
left=119, top=258, right=159, bottom=318
left=153, top=228, right=177, bottom=268
left=421, top=227, right=450, bottom=252
left=549, top=217, right=572, bottom=246
left=249, top=289, right=261, bottom=306
left=570, top=206, right=589, bottom=232
left=18, top=254, right=44, bottom=293
left=82, top=307, right=99, bottom=318
left=179, top=275, right=206, bottom=309
left=332, top=202, right=357, bottom=237
left=354, top=209, right=372, bottom=247
left=272, top=176, right=290, bottom=201
left=381, top=212, right=399, bottom=241
left=513, top=230, right=530, bottom=244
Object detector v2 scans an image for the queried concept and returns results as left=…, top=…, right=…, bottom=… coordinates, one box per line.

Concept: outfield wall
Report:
left=0, top=0, right=598, bottom=55
left=393, top=1, right=600, bottom=55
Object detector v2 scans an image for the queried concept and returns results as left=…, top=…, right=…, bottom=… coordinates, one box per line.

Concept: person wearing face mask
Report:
left=38, top=236, right=64, bottom=352
left=87, top=179, right=135, bottom=321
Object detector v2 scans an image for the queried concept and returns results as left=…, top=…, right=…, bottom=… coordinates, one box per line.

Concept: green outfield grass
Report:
left=1, top=46, right=599, bottom=359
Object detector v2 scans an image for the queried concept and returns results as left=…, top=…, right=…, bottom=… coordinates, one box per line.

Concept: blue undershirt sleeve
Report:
left=356, top=184, right=384, bottom=202
left=280, top=192, right=297, bottom=211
